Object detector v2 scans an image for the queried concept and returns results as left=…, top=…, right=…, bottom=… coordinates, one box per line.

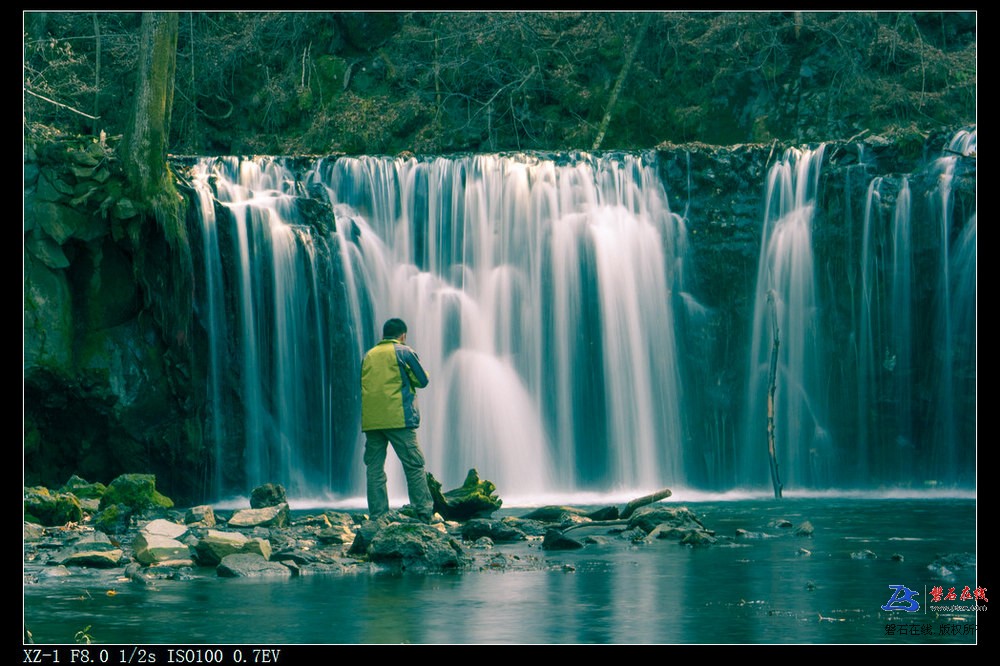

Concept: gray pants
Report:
left=363, top=428, right=434, bottom=520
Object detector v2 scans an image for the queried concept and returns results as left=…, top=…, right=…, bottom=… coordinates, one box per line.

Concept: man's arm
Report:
left=400, top=347, right=429, bottom=389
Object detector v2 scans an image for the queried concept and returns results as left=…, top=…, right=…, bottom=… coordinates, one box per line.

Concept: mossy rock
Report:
left=59, top=475, right=107, bottom=500
left=92, top=503, right=134, bottom=535
left=98, top=473, right=174, bottom=512
left=249, top=483, right=287, bottom=509
left=427, top=468, right=502, bottom=522
left=24, top=486, right=83, bottom=527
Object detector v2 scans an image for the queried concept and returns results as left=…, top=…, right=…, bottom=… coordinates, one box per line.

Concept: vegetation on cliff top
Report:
left=24, top=11, right=976, bottom=156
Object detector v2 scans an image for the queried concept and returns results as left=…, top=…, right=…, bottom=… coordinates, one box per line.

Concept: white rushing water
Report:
left=188, top=132, right=975, bottom=504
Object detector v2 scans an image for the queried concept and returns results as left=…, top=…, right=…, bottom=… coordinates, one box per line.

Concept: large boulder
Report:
left=132, top=519, right=193, bottom=565
left=367, top=522, right=468, bottom=571
left=520, top=506, right=591, bottom=524
left=91, top=503, right=134, bottom=535
left=627, top=505, right=707, bottom=535
left=195, top=529, right=250, bottom=565
left=249, top=483, right=287, bottom=509
left=98, top=474, right=173, bottom=513
left=59, top=475, right=107, bottom=501
left=542, top=528, right=585, bottom=551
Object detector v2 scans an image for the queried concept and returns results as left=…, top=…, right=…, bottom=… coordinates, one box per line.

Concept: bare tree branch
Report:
left=24, top=87, right=101, bottom=120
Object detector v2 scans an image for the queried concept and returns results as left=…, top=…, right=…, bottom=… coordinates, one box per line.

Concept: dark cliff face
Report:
left=23, top=129, right=976, bottom=504
left=24, top=136, right=205, bottom=504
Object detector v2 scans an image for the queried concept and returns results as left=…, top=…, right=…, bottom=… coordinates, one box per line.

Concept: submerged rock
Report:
left=794, top=521, right=815, bottom=537
left=461, top=518, right=527, bottom=543
left=542, top=528, right=584, bottom=551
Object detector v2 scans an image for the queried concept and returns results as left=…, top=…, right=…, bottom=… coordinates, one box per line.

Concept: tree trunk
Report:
left=91, top=13, right=101, bottom=135
left=119, top=11, right=193, bottom=353
left=592, top=13, right=651, bottom=151
left=766, top=291, right=783, bottom=499
left=122, top=11, right=178, bottom=201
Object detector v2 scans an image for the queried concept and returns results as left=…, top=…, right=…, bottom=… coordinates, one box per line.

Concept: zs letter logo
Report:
left=882, top=584, right=921, bottom=612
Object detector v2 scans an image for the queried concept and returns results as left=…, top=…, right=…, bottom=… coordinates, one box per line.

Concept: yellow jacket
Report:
left=360, top=338, right=430, bottom=431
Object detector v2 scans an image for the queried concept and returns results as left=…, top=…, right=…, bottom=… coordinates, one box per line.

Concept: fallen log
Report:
left=619, top=488, right=673, bottom=520
left=557, top=487, right=673, bottom=536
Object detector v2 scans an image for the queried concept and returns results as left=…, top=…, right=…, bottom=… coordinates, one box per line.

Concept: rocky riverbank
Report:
left=24, top=472, right=760, bottom=589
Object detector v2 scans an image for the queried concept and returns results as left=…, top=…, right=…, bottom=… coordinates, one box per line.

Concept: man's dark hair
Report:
left=383, top=318, right=407, bottom=339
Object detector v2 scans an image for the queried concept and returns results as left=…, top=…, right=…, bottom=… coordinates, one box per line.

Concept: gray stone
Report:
left=242, top=537, right=272, bottom=560
left=60, top=548, right=124, bottom=568
left=316, top=524, right=355, bottom=545
left=542, top=528, right=584, bottom=551
left=139, top=518, right=189, bottom=540
left=368, top=522, right=468, bottom=571
left=195, top=529, right=250, bottom=565
left=132, top=532, right=193, bottom=565
left=228, top=503, right=289, bottom=528
left=185, top=505, right=216, bottom=527
left=216, top=553, right=293, bottom=578
left=250, top=483, right=287, bottom=509
left=24, top=522, right=46, bottom=542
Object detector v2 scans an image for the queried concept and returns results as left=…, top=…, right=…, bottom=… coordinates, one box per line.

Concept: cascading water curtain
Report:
left=309, top=152, right=691, bottom=502
left=855, top=128, right=976, bottom=489
left=742, top=145, right=829, bottom=490
left=190, top=157, right=351, bottom=501
left=927, top=129, right=977, bottom=485
left=187, top=135, right=973, bottom=502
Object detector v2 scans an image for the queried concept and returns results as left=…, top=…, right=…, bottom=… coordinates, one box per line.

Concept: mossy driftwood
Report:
left=427, top=469, right=502, bottom=522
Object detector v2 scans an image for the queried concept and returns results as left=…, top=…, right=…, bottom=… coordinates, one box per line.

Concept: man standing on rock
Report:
left=360, top=317, right=436, bottom=522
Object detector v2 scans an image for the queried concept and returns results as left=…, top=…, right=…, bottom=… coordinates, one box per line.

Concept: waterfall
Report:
left=191, top=157, right=349, bottom=500
left=742, top=145, right=828, bottom=489
left=186, top=132, right=974, bottom=503
left=193, top=179, right=228, bottom=497
left=191, top=152, right=691, bottom=502
left=927, top=129, right=977, bottom=484
left=857, top=175, right=883, bottom=483
left=309, top=153, right=690, bottom=501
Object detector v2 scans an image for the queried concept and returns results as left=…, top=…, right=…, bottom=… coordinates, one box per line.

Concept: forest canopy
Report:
left=23, top=11, right=977, bottom=156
